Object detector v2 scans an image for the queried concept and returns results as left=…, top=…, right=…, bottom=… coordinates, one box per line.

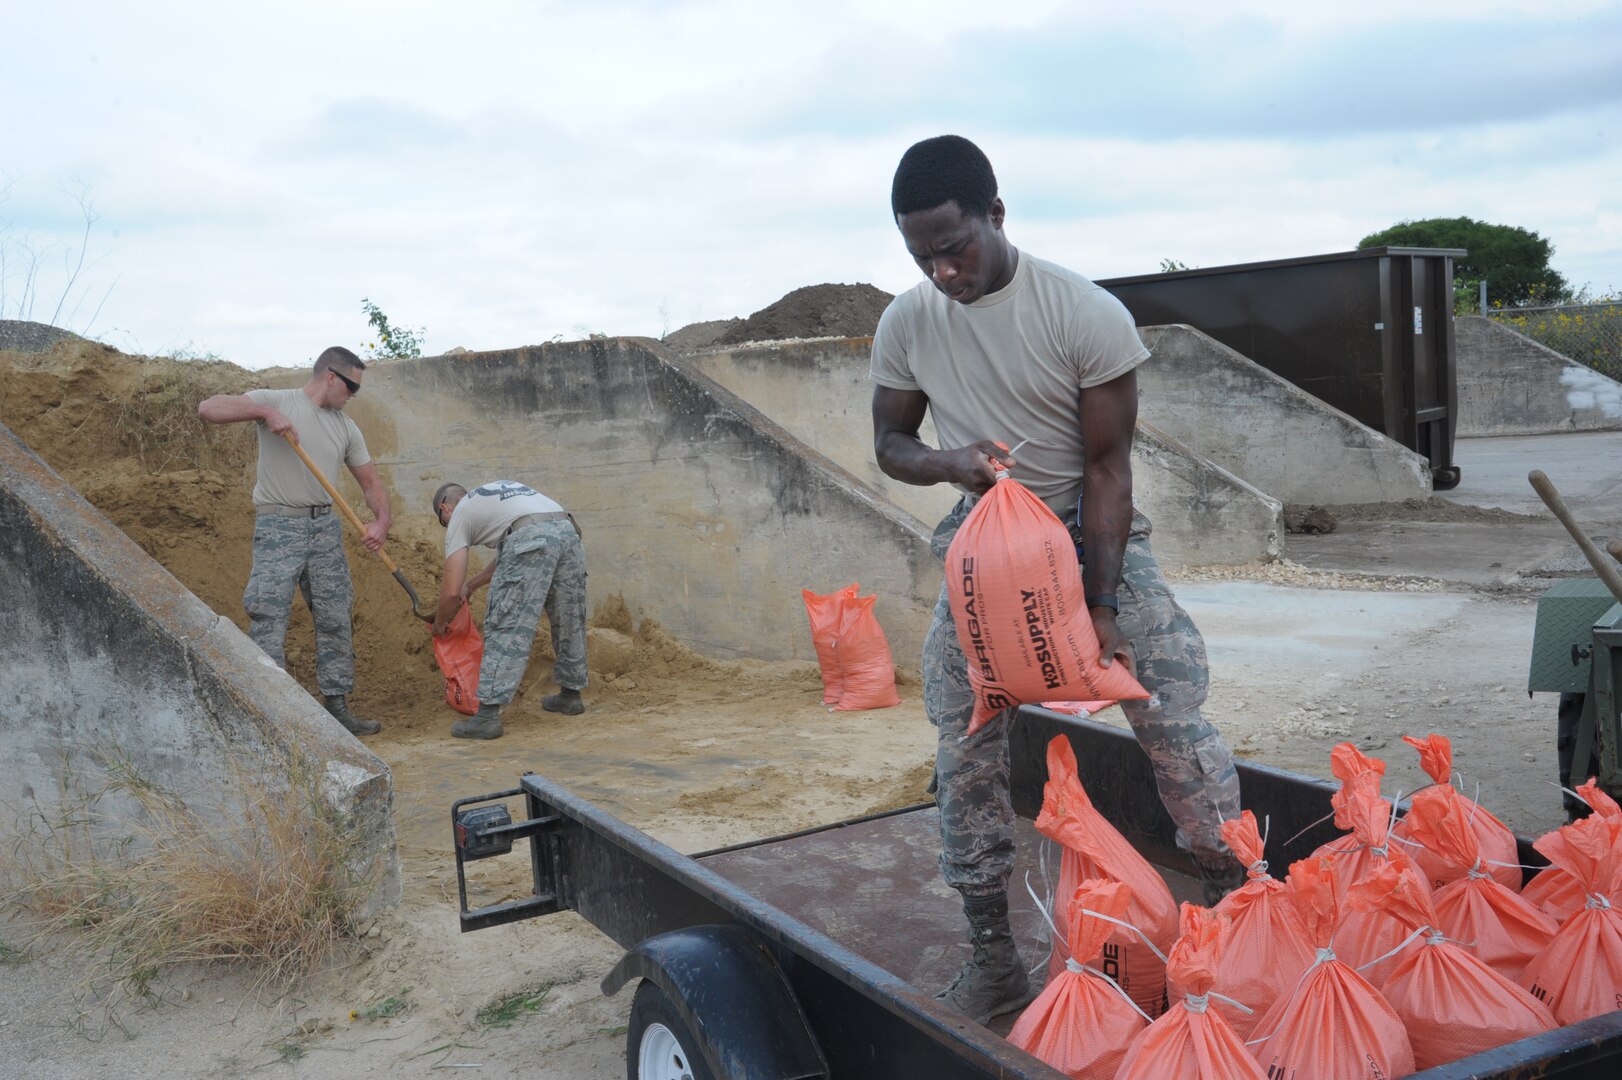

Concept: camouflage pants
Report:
left=477, top=519, right=589, bottom=706
left=243, top=512, right=355, bottom=696
left=925, top=497, right=1241, bottom=895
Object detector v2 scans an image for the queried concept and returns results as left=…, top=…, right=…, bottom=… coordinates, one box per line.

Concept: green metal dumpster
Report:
left=1099, top=246, right=1466, bottom=489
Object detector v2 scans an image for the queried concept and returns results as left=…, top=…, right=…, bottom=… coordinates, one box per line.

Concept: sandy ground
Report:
left=0, top=342, right=1614, bottom=1077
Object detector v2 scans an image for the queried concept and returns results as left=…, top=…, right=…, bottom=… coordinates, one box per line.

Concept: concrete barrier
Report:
left=684, top=337, right=1282, bottom=566
left=346, top=338, right=944, bottom=665
left=1135, top=325, right=1433, bottom=505
left=0, top=424, right=400, bottom=914
left=1455, top=315, right=1622, bottom=436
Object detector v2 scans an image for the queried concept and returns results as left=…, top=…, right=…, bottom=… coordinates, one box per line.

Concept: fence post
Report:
left=1479, top=280, right=1487, bottom=315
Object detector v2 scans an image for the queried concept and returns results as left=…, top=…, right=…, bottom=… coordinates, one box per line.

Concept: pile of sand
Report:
left=665, top=283, right=894, bottom=352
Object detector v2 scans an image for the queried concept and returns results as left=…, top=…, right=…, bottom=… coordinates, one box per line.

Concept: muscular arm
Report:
left=872, top=385, right=1012, bottom=494
left=197, top=393, right=296, bottom=440
left=433, top=547, right=471, bottom=635
left=1079, top=368, right=1138, bottom=666
left=348, top=462, right=392, bottom=551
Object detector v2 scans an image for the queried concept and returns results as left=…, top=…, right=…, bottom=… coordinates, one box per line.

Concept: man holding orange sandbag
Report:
left=870, top=135, right=1244, bottom=1023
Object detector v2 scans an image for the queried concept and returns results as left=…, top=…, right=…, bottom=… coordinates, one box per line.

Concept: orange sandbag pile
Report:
left=799, top=584, right=900, bottom=711
left=1522, top=778, right=1622, bottom=921
left=1008, top=879, right=1149, bottom=1079
left=1115, top=905, right=1267, bottom=1080
left=1249, top=857, right=1415, bottom=1080
left=1036, top=735, right=1177, bottom=1018
left=1328, top=791, right=1434, bottom=989
left=1208, top=811, right=1315, bottom=1038
left=1345, top=862, right=1555, bottom=1070
left=801, top=583, right=858, bottom=705
left=1521, top=813, right=1622, bottom=1024
left=1401, top=787, right=1556, bottom=982
left=432, top=603, right=484, bottom=716
left=1390, top=734, right=1520, bottom=892
left=944, top=472, right=1148, bottom=735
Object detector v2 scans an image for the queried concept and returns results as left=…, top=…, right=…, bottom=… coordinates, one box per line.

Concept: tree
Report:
left=1357, top=217, right=1568, bottom=309
left=360, top=298, right=424, bottom=359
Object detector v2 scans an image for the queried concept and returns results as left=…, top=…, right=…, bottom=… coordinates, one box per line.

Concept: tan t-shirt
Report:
left=245, top=387, right=371, bottom=509
left=444, top=481, right=566, bottom=555
left=869, top=250, right=1148, bottom=513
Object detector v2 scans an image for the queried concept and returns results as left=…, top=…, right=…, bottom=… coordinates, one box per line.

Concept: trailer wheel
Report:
left=628, top=979, right=716, bottom=1080
left=1432, top=465, right=1462, bottom=490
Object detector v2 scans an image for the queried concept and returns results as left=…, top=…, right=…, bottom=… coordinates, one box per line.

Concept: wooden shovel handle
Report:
left=282, top=434, right=399, bottom=574
left=1530, top=469, right=1622, bottom=605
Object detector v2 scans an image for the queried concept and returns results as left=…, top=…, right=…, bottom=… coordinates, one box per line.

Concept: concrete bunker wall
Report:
left=1455, top=315, right=1622, bottom=436
left=0, top=425, right=400, bottom=913
left=348, top=338, right=944, bottom=665
left=1136, top=325, right=1433, bottom=505
left=684, top=337, right=1282, bottom=566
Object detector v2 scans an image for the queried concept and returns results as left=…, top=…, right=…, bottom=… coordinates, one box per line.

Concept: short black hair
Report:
left=891, top=135, right=998, bottom=219
left=314, top=346, right=365, bottom=377
left=432, top=482, right=466, bottom=516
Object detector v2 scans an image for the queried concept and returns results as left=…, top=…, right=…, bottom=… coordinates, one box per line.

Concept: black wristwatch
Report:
left=1086, top=593, right=1119, bottom=613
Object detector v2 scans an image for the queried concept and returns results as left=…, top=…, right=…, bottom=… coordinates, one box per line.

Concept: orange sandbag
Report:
left=1403, top=788, right=1556, bottom=982
left=1116, top=905, right=1267, bottom=1080
left=1331, top=791, right=1434, bottom=988
left=1522, top=778, right=1622, bottom=920
left=802, top=583, right=859, bottom=706
left=1208, top=811, right=1315, bottom=1039
left=1249, top=857, right=1414, bottom=1080
left=944, top=473, right=1148, bottom=735
left=432, top=604, right=483, bottom=716
left=1309, top=743, right=1390, bottom=903
left=1037, top=735, right=1177, bottom=1017
left=1008, top=879, right=1149, bottom=1079
left=1346, top=862, right=1555, bottom=1070
left=1521, top=814, right=1622, bottom=1024
left=1390, top=734, right=1520, bottom=892
left=829, top=594, right=901, bottom=711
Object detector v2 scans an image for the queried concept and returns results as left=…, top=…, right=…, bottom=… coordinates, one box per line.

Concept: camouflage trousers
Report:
left=925, top=497, right=1241, bottom=895
left=243, top=511, right=355, bottom=696
left=478, top=519, right=589, bottom=706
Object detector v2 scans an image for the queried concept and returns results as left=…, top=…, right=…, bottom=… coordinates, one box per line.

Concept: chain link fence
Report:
left=1487, top=301, right=1622, bottom=380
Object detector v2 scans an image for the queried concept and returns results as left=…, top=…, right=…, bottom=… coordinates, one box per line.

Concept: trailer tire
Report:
left=1432, top=465, right=1462, bottom=490
left=628, top=980, right=716, bottom=1080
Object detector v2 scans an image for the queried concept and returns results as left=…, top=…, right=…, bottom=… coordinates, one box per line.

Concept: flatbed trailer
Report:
left=452, top=707, right=1622, bottom=1079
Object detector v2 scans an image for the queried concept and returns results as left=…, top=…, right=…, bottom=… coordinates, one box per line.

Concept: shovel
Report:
left=283, top=434, right=432, bottom=621
left=1529, top=469, right=1622, bottom=604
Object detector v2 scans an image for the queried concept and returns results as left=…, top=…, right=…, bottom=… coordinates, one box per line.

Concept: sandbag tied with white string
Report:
left=1248, top=857, right=1414, bottom=1080
left=1116, top=904, right=1267, bottom=1080
left=1208, top=811, right=1315, bottom=1040
left=1035, top=735, right=1177, bottom=1018
left=1522, top=778, right=1622, bottom=921
left=1401, top=788, right=1556, bottom=983
left=1308, top=742, right=1392, bottom=904
left=1329, top=790, right=1436, bottom=989
left=1345, top=861, right=1555, bottom=1071
left=1521, top=813, right=1622, bottom=1024
left=1007, top=879, right=1150, bottom=1080
left=1390, top=733, right=1521, bottom=892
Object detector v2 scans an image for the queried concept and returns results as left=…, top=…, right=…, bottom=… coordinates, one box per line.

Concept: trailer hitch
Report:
left=452, top=779, right=567, bottom=932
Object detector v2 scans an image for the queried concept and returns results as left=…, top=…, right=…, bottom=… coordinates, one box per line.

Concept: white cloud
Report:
left=2, top=0, right=1618, bottom=368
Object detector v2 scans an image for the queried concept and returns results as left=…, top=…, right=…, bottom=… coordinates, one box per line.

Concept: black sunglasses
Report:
left=331, top=369, right=360, bottom=394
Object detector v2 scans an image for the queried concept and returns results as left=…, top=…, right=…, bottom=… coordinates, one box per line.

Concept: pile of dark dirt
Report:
left=664, top=283, right=895, bottom=352
left=0, top=319, right=87, bottom=355
left=1328, top=497, right=1545, bottom=524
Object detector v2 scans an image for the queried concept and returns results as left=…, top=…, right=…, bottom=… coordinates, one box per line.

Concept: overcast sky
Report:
left=4, top=0, right=1619, bottom=369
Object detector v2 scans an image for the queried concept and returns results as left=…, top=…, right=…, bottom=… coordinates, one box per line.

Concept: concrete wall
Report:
left=1136, top=325, right=1433, bottom=505
left=0, top=424, right=400, bottom=914
left=685, top=336, right=1282, bottom=566
left=1455, top=315, right=1622, bottom=436
left=347, top=338, right=945, bottom=665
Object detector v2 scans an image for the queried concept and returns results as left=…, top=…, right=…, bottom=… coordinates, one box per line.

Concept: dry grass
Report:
left=106, top=359, right=255, bottom=475
left=1, top=747, right=380, bottom=1001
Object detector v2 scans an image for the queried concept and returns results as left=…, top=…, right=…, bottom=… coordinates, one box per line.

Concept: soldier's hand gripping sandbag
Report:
left=433, top=603, right=484, bottom=716
left=945, top=471, right=1148, bottom=735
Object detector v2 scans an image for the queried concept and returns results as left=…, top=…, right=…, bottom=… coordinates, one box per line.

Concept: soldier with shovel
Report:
left=198, top=346, right=391, bottom=736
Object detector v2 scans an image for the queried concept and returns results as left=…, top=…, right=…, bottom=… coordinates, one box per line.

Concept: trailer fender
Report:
left=602, top=923, right=827, bottom=1080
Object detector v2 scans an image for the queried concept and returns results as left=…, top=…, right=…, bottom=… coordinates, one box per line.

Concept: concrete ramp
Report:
left=1136, top=325, right=1433, bottom=505
left=347, top=338, right=944, bottom=665
left=1455, top=315, right=1622, bottom=436
left=0, top=424, right=400, bottom=913
left=684, top=337, right=1282, bottom=567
